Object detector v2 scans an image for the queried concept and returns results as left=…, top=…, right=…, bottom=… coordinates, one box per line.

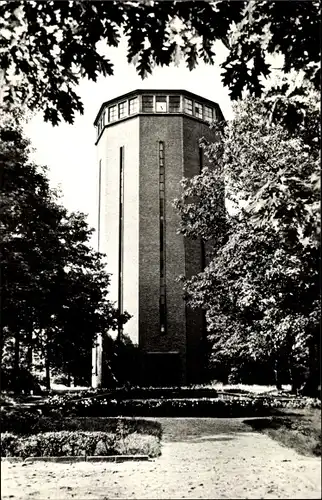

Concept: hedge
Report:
left=38, top=394, right=321, bottom=418
left=1, top=430, right=161, bottom=458
left=0, top=411, right=162, bottom=438
left=2, top=395, right=320, bottom=424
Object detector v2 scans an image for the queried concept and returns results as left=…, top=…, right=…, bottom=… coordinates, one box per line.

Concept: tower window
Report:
left=169, top=95, right=180, bottom=113
left=204, top=106, right=213, bottom=121
left=156, top=96, right=167, bottom=112
left=97, top=111, right=105, bottom=136
left=184, top=98, right=193, bottom=115
left=194, top=102, right=203, bottom=119
left=142, top=95, right=154, bottom=112
left=108, top=105, right=117, bottom=122
left=129, top=97, right=138, bottom=115
left=199, top=147, right=204, bottom=172
left=118, top=101, right=127, bottom=119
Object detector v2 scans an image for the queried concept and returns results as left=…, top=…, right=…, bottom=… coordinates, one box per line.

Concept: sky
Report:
left=24, top=37, right=234, bottom=249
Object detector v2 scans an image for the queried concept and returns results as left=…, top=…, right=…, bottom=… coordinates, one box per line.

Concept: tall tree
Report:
left=0, top=115, right=128, bottom=389
left=0, top=1, right=320, bottom=124
left=175, top=89, right=320, bottom=392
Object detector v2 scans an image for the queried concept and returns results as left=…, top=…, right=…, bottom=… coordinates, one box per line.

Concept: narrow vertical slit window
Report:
left=198, top=146, right=206, bottom=272
left=118, top=147, right=125, bottom=340
left=199, top=147, right=204, bottom=173
left=159, top=141, right=166, bottom=334
left=97, top=160, right=102, bottom=252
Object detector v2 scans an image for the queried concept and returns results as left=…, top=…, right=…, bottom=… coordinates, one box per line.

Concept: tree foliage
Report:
left=0, top=0, right=320, bottom=124
left=0, top=114, right=129, bottom=389
left=175, top=86, right=320, bottom=391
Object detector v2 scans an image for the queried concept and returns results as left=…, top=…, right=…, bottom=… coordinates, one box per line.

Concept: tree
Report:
left=175, top=91, right=320, bottom=392
left=0, top=115, right=129, bottom=389
left=0, top=1, right=320, bottom=124
left=102, top=333, right=140, bottom=388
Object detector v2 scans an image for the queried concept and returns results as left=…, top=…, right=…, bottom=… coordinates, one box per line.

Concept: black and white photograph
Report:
left=0, top=1, right=321, bottom=498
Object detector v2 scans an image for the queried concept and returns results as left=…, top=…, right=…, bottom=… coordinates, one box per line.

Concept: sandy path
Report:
left=2, top=418, right=321, bottom=499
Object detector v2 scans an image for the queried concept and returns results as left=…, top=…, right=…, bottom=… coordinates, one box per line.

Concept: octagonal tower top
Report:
left=94, top=89, right=224, bottom=143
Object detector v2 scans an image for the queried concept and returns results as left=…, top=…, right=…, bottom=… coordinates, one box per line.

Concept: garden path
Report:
left=2, top=417, right=321, bottom=499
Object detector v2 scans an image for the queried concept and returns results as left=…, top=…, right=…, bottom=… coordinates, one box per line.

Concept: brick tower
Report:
left=93, top=90, right=224, bottom=386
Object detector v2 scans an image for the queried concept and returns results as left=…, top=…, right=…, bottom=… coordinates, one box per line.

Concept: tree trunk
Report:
left=26, top=321, right=33, bottom=373
left=45, top=345, right=50, bottom=390
left=273, top=359, right=282, bottom=390
left=14, top=331, right=20, bottom=371
left=67, top=370, right=71, bottom=387
left=0, top=327, right=4, bottom=368
left=12, top=330, right=21, bottom=392
left=91, top=333, right=103, bottom=388
left=285, top=352, right=297, bottom=394
left=300, top=340, right=320, bottom=397
left=288, top=365, right=299, bottom=394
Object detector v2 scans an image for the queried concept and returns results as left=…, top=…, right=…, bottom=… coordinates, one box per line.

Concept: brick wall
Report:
left=139, top=115, right=218, bottom=385
left=139, top=115, right=187, bottom=384
left=182, top=117, right=217, bottom=382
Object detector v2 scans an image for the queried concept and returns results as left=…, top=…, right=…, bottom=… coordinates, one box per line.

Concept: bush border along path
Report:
left=40, top=393, right=321, bottom=418
left=0, top=416, right=162, bottom=461
left=0, top=413, right=162, bottom=436
left=1, top=430, right=161, bottom=459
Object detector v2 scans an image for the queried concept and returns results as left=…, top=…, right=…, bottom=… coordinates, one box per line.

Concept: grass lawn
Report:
left=244, top=407, right=321, bottom=457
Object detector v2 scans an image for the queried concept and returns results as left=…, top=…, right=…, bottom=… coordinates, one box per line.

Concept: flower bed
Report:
left=44, top=386, right=219, bottom=404
left=1, top=430, right=160, bottom=458
left=2, top=391, right=320, bottom=421
left=28, top=395, right=321, bottom=418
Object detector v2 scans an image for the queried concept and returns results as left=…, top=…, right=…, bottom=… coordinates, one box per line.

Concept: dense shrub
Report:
left=113, top=387, right=219, bottom=399
left=1, top=430, right=161, bottom=458
left=43, top=387, right=219, bottom=407
left=26, top=395, right=321, bottom=417
left=0, top=409, right=42, bottom=434
left=39, top=394, right=321, bottom=418
left=0, top=409, right=162, bottom=439
left=2, top=393, right=320, bottom=424
left=104, top=334, right=140, bottom=387
left=114, top=432, right=160, bottom=457
left=0, top=368, right=43, bottom=394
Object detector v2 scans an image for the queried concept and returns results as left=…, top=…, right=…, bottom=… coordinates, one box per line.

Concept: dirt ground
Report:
left=2, top=418, right=321, bottom=499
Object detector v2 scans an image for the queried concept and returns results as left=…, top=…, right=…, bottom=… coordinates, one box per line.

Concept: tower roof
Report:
left=94, top=89, right=223, bottom=126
